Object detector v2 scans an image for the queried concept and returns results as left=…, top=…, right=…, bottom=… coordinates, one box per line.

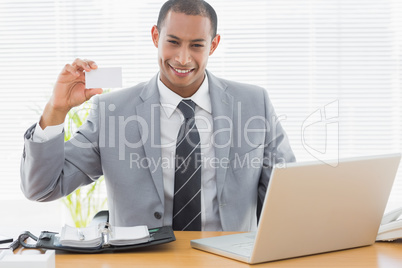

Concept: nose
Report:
left=175, top=47, right=192, bottom=66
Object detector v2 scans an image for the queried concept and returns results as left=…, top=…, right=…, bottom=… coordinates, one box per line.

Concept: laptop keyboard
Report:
left=232, top=242, right=254, bottom=252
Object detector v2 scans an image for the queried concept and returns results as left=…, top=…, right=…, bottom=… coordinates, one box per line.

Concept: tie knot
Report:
left=177, top=99, right=196, bottom=119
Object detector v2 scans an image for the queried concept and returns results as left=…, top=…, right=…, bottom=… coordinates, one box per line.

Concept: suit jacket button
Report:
left=154, top=212, right=162, bottom=219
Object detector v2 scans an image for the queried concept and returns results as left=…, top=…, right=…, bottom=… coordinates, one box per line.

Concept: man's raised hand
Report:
left=39, top=58, right=102, bottom=129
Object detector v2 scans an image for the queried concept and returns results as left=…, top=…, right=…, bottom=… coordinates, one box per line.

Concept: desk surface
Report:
left=50, top=231, right=402, bottom=267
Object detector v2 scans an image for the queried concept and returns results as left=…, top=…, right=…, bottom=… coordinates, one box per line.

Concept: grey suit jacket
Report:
left=20, top=70, right=295, bottom=231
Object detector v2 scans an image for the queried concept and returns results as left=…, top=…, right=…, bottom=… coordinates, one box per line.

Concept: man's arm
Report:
left=21, top=99, right=104, bottom=201
left=20, top=58, right=103, bottom=201
left=257, top=89, right=296, bottom=220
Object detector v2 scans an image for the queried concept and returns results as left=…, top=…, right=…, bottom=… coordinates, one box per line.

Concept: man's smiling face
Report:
left=152, top=11, right=220, bottom=98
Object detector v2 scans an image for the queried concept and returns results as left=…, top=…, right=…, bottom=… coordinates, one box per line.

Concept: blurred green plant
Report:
left=62, top=99, right=107, bottom=228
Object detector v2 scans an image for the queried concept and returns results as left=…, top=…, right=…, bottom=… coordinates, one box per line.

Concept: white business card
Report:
left=85, top=67, right=122, bottom=88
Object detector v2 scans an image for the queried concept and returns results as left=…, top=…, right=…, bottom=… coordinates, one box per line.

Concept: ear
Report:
left=151, top=25, right=160, bottom=48
left=209, top=34, right=221, bottom=56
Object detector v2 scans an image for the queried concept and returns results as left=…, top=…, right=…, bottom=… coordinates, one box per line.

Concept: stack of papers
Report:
left=109, top=226, right=150, bottom=246
left=60, top=225, right=102, bottom=248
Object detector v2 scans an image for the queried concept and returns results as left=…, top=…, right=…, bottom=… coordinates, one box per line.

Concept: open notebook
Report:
left=18, top=225, right=175, bottom=253
left=60, top=224, right=149, bottom=247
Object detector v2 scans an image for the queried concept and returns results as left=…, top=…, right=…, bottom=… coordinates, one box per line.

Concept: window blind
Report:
left=0, top=0, right=401, bottom=228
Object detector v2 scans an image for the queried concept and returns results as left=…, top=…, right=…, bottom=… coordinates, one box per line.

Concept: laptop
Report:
left=191, top=153, right=401, bottom=264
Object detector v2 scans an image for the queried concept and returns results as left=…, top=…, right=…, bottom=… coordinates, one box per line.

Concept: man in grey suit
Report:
left=20, top=0, right=295, bottom=231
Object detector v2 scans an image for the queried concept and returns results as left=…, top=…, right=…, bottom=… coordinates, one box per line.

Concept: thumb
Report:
left=86, top=88, right=103, bottom=100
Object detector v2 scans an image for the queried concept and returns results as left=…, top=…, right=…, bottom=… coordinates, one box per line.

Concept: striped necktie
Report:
left=172, top=99, right=202, bottom=231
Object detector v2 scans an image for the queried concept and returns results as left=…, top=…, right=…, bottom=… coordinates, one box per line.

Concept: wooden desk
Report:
left=54, top=231, right=402, bottom=267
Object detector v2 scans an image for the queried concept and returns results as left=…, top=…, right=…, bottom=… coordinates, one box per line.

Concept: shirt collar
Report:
left=157, top=72, right=211, bottom=118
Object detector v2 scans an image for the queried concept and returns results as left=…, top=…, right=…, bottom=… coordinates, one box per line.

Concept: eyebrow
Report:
left=167, top=34, right=206, bottom=43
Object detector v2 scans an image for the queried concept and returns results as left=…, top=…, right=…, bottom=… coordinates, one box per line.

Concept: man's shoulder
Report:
left=224, top=78, right=264, bottom=91
left=97, top=81, right=149, bottom=104
left=211, top=73, right=267, bottom=99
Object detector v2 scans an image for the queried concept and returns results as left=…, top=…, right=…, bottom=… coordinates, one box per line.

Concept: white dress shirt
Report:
left=33, top=121, right=64, bottom=142
left=157, top=73, right=221, bottom=231
left=33, top=73, right=222, bottom=231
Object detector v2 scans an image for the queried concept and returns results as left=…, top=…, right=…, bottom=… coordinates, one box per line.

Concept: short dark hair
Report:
left=157, top=0, right=218, bottom=39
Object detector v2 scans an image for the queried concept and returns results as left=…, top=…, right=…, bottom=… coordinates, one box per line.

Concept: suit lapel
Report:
left=136, top=75, right=164, bottom=206
left=207, top=70, right=234, bottom=199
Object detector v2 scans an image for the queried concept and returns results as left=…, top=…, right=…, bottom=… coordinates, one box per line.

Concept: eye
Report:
left=192, top=44, right=204, bottom=48
left=168, top=40, right=178, bottom=45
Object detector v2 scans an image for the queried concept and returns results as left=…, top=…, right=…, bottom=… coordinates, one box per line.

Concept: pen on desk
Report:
left=77, top=229, right=85, bottom=241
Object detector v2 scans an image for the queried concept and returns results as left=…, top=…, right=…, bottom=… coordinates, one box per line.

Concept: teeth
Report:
left=173, top=67, right=192, bottom=74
